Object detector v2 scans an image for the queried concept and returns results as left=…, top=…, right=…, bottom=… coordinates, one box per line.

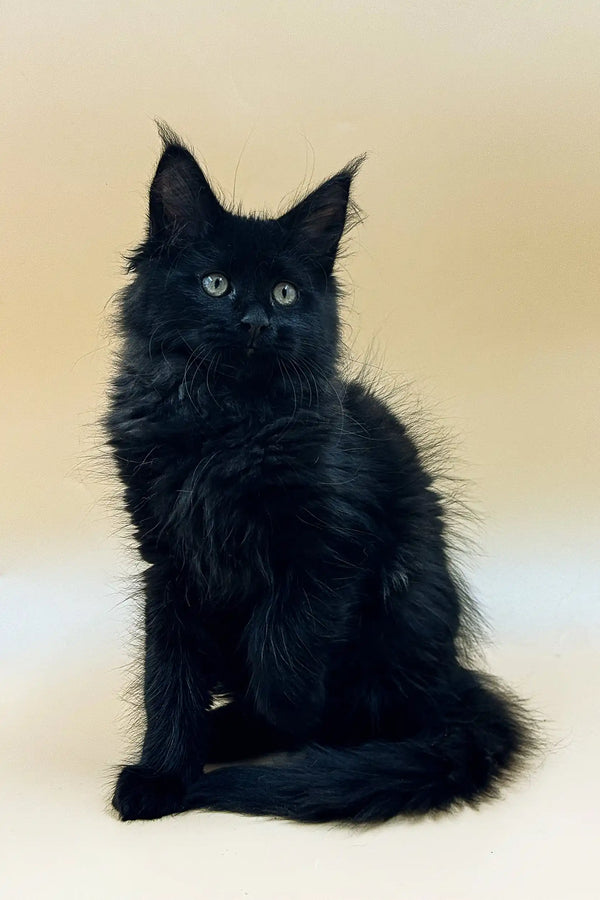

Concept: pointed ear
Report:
left=280, top=156, right=364, bottom=266
left=148, top=124, right=222, bottom=241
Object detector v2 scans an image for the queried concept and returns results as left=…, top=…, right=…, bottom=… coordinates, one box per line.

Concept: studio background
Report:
left=2, top=3, right=598, bottom=898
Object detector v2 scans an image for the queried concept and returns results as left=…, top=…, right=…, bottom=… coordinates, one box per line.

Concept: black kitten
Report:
left=107, top=125, right=534, bottom=823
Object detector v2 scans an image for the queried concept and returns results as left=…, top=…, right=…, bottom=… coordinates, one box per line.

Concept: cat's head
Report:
left=123, top=125, right=363, bottom=389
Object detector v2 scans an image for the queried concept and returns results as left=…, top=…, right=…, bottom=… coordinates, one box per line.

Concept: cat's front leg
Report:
left=245, top=576, right=343, bottom=738
left=112, top=564, right=212, bottom=821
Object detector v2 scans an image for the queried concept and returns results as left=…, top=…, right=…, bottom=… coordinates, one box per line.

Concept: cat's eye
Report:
left=201, top=272, right=230, bottom=297
left=271, top=282, right=298, bottom=307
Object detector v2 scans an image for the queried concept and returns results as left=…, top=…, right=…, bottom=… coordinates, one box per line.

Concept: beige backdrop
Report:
left=2, top=3, right=599, bottom=898
left=3, top=2, right=598, bottom=594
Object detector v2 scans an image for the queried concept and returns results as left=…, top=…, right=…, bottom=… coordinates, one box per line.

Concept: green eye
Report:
left=272, top=282, right=298, bottom=307
left=201, top=273, right=230, bottom=297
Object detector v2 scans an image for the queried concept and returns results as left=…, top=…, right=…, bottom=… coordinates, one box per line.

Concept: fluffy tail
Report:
left=185, top=674, right=537, bottom=823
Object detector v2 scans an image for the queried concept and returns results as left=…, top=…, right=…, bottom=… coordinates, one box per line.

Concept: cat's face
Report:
left=125, top=128, right=362, bottom=387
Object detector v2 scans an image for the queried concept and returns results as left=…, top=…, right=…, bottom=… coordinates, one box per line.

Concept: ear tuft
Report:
left=155, top=119, right=187, bottom=151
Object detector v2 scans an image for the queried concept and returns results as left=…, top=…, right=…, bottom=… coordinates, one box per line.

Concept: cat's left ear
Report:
left=280, top=156, right=364, bottom=267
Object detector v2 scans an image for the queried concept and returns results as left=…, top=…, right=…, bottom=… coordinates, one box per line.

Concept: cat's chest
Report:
left=155, top=405, right=322, bottom=544
left=161, top=418, right=305, bottom=600
left=179, top=415, right=296, bottom=495
left=162, top=397, right=326, bottom=497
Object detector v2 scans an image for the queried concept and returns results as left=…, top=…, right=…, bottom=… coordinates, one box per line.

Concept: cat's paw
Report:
left=112, top=764, right=186, bottom=821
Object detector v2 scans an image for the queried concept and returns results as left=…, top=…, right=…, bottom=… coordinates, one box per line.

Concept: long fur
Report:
left=106, top=127, right=536, bottom=824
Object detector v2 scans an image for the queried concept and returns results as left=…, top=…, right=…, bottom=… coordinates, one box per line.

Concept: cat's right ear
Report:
left=278, top=156, right=364, bottom=269
left=148, top=125, right=222, bottom=242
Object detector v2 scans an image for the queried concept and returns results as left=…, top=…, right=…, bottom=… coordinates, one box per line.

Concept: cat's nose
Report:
left=241, top=306, right=270, bottom=343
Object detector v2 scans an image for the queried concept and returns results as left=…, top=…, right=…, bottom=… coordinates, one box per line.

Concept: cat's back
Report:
left=339, top=379, right=430, bottom=486
left=333, top=378, right=444, bottom=548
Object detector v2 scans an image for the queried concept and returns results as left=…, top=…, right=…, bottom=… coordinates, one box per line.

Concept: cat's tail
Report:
left=184, top=672, right=538, bottom=824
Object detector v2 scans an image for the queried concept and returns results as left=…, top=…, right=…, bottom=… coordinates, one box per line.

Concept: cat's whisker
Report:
left=183, top=343, right=214, bottom=415
left=288, top=357, right=312, bottom=407
left=204, top=351, right=222, bottom=410
left=282, top=358, right=298, bottom=423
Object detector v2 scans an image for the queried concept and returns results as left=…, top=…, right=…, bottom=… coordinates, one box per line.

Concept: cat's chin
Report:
left=229, top=345, right=274, bottom=365
left=217, top=347, right=277, bottom=382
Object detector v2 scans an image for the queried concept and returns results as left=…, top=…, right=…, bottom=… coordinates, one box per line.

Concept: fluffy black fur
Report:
left=107, top=126, right=534, bottom=824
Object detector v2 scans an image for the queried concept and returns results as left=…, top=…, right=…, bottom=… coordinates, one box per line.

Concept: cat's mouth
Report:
left=245, top=338, right=268, bottom=358
left=226, top=335, right=275, bottom=364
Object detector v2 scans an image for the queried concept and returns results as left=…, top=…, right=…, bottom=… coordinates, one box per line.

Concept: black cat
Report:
left=107, top=125, right=534, bottom=823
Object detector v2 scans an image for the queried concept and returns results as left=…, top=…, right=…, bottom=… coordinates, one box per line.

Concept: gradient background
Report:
left=2, top=2, right=599, bottom=898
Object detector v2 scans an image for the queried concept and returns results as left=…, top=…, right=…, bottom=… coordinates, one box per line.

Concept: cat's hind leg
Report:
left=206, top=701, right=298, bottom=764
